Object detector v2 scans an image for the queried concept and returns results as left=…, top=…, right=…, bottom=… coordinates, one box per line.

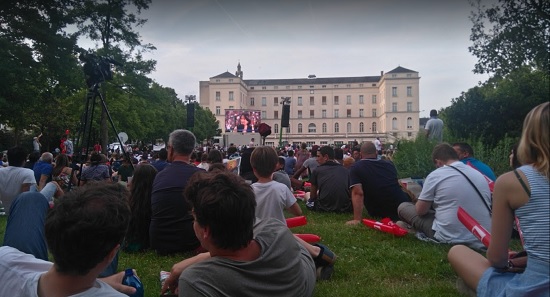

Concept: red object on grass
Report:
left=303, top=182, right=311, bottom=187
left=286, top=216, right=307, bottom=228
left=294, top=233, right=321, bottom=243
left=362, top=218, right=408, bottom=237
left=457, top=207, right=491, bottom=248
left=293, top=190, right=305, bottom=198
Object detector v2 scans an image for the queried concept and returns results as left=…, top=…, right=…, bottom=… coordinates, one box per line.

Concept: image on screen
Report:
left=225, top=110, right=261, bottom=133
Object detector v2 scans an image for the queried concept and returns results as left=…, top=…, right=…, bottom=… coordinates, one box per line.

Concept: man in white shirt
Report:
left=0, top=146, right=36, bottom=213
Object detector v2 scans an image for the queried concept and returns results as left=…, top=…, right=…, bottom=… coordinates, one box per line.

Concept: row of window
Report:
left=214, top=104, right=414, bottom=117
left=268, top=117, right=414, bottom=134
left=214, top=88, right=413, bottom=104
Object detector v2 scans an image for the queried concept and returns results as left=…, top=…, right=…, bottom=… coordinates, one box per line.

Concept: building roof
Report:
left=211, top=71, right=238, bottom=79
left=243, top=75, right=381, bottom=86
left=387, top=66, right=417, bottom=74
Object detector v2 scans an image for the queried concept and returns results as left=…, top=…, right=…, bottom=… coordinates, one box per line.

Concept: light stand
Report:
left=279, top=97, right=291, bottom=148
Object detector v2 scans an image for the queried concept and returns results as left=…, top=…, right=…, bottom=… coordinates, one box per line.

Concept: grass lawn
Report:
left=0, top=203, right=469, bottom=297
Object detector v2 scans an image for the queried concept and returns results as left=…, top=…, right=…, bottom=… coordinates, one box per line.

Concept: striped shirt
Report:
left=516, top=164, right=550, bottom=263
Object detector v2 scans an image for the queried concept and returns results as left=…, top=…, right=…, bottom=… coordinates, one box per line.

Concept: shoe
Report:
left=313, top=243, right=337, bottom=267
left=456, top=278, right=476, bottom=297
left=306, top=199, right=315, bottom=210
left=396, top=220, right=416, bottom=235
left=316, top=264, right=334, bottom=280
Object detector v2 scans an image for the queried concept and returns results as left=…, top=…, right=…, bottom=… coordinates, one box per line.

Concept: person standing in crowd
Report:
left=425, top=109, right=444, bottom=142
left=33, top=133, right=42, bottom=152
left=448, top=102, right=549, bottom=296
left=374, top=137, right=382, bottom=155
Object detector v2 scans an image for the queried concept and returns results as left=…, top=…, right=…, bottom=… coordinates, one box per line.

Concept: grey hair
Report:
left=40, top=152, right=54, bottom=163
left=168, top=129, right=196, bottom=156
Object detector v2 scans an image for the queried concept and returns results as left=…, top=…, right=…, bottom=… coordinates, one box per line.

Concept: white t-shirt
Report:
left=418, top=161, right=492, bottom=248
left=0, top=167, right=36, bottom=213
left=374, top=139, right=382, bottom=151
left=252, top=181, right=297, bottom=223
left=0, top=246, right=125, bottom=297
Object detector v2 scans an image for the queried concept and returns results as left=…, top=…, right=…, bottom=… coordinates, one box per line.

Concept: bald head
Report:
left=360, top=141, right=377, bottom=157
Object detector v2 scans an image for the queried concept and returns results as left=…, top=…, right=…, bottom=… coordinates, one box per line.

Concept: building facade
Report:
left=199, top=64, right=420, bottom=147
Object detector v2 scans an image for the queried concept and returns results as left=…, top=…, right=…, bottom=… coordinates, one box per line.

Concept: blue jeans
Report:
left=2, top=192, right=49, bottom=260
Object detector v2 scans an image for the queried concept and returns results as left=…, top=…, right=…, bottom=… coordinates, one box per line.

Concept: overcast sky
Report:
left=128, top=0, right=493, bottom=118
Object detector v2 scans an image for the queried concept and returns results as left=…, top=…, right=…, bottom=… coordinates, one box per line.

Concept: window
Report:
left=262, top=111, right=266, bottom=119
left=298, top=86, right=302, bottom=89
left=310, top=110, right=314, bottom=118
left=322, top=96, right=327, bottom=105
left=407, top=86, right=412, bottom=96
left=215, top=91, right=221, bottom=101
left=372, top=122, right=377, bottom=132
left=274, top=97, right=278, bottom=106
left=310, top=96, right=314, bottom=105
left=229, top=106, right=234, bottom=109
left=334, top=109, right=339, bottom=118
left=407, top=117, right=413, bottom=129
left=286, top=86, right=290, bottom=89
left=250, top=97, right=255, bottom=106
left=359, top=109, right=364, bottom=117
left=262, top=97, right=266, bottom=106
left=392, top=102, right=398, bottom=112
left=215, top=106, right=221, bottom=115
left=334, top=85, right=339, bottom=88
left=262, top=86, right=266, bottom=90
left=372, top=95, right=377, bottom=104
left=322, top=123, right=327, bottom=133
left=334, top=123, right=340, bottom=133
left=322, top=85, right=326, bottom=88
left=346, top=95, right=351, bottom=105
left=407, top=102, right=413, bottom=112
left=392, top=74, right=397, bottom=78
left=215, top=79, right=220, bottom=83
left=298, top=110, right=302, bottom=119
left=347, top=122, right=352, bottom=133
left=274, top=110, right=278, bottom=119
left=359, top=95, right=364, bottom=104
left=359, top=122, right=365, bottom=132
left=372, top=109, right=377, bottom=117
left=274, top=124, right=279, bottom=133
left=308, top=123, right=316, bottom=133
left=229, top=79, right=233, bottom=82
left=347, top=109, right=352, bottom=117
left=407, top=74, right=412, bottom=78
left=286, top=127, right=290, bottom=133
left=322, top=110, right=327, bottom=118
left=408, top=132, right=412, bottom=137
left=334, top=96, right=339, bottom=105
left=229, top=91, right=234, bottom=101
left=392, top=117, right=398, bottom=130
left=392, top=87, right=397, bottom=97
left=274, top=86, right=278, bottom=90
left=250, top=87, right=254, bottom=90
left=298, top=123, right=303, bottom=133
left=298, top=96, right=303, bottom=106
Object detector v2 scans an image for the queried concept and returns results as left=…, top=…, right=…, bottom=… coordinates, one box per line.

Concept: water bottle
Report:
left=122, top=268, right=144, bottom=297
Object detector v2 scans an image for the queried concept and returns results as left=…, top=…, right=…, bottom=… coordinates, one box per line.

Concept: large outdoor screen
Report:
left=225, top=109, right=261, bottom=133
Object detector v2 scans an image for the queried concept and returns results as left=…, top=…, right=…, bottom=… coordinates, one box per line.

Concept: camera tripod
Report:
left=68, top=82, right=131, bottom=190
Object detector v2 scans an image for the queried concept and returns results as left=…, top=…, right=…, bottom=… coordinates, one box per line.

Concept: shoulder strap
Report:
left=513, top=169, right=531, bottom=196
left=448, top=165, right=492, bottom=215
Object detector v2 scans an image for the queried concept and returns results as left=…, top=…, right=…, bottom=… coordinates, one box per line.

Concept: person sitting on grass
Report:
left=161, top=171, right=336, bottom=296
left=250, top=146, right=337, bottom=280
left=250, top=146, right=302, bottom=222
left=0, top=183, right=137, bottom=296
left=272, top=156, right=292, bottom=190
left=448, top=102, right=549, bottom=296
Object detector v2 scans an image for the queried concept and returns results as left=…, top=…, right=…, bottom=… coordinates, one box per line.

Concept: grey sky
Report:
left=135, top=0, right=491, bottom=117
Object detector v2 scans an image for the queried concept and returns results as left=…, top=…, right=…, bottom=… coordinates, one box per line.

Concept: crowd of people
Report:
left=0, top=103, right=548, bottom=296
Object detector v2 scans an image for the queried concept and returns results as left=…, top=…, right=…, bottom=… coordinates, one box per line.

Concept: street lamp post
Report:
left=279, top=97, right=291, bottom=148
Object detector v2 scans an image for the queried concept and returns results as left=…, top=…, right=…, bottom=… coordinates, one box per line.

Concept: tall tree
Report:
left=74, top=0, right=156, bottom=153
left=0, top=0, right=82, bottom=145
left=469, top=0, right=550, bottom=77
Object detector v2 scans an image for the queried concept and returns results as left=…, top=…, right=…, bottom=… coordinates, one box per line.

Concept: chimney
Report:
left=380, top=71, right=384, bottom=76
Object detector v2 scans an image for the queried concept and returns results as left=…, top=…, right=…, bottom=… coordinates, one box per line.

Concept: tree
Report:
left=443, top=67, right=548, bottom=145
left=0, top=0, right=82, bottom=145
left=469, top=0, right=550, bottom=77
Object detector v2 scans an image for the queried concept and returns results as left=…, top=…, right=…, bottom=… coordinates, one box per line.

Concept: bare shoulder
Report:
left=494, top=171, right=529, bottom=209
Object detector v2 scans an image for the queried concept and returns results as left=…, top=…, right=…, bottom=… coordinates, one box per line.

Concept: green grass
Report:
left=1, top=206, right=468, bottom=297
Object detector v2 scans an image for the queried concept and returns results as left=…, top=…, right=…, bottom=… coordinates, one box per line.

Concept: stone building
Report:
left=199, top=63, right=420, bottom=147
